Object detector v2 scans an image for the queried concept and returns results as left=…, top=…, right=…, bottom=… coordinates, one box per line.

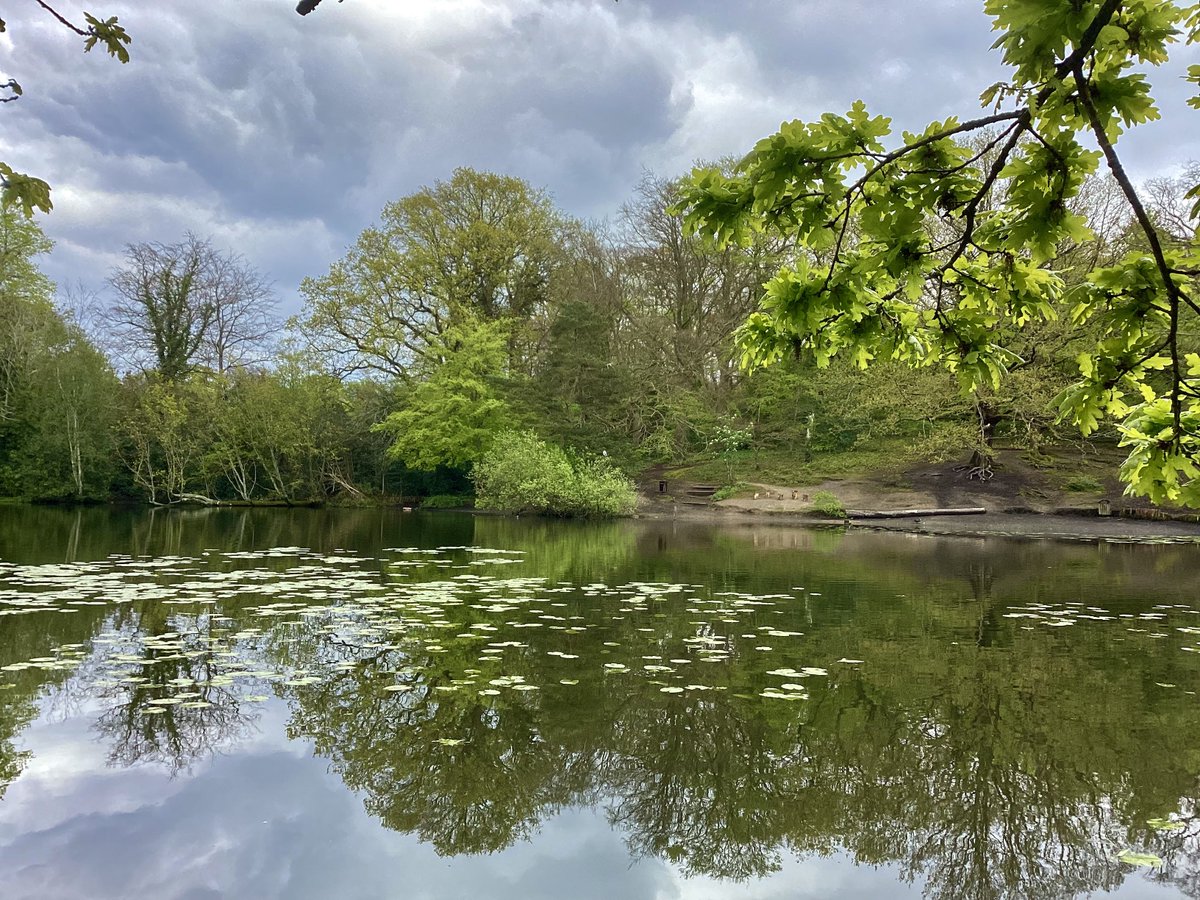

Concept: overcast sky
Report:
left=2, top=0, right=1197, bottom=315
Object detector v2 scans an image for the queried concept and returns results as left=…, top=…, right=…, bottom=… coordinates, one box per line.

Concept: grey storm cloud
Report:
left=1, top=0, right=1196, bottom=314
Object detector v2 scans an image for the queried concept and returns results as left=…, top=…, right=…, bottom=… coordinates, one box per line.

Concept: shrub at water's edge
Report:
left=472, top=431, right=638, bottom=518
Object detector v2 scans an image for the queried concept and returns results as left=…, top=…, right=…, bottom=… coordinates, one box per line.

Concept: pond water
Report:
left=0, top=505, right=1199, bottom=900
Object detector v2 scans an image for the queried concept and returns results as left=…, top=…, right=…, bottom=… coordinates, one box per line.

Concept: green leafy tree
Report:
left=0, top=207, right=116, bottom=498
left=117, top=377, right=213, bottom=504
left=298, top=168, right=568, bottom=380
left=528, top=233, right=635, bottom=456
left=678, top=0, right=1200, bottom=504
left=374, top=318, right=511, bottom=471
left=20, top=329, right=117, bottom=498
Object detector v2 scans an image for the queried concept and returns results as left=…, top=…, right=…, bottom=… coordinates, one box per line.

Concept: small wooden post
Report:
left=1098, top=499, right=1111, bottom=517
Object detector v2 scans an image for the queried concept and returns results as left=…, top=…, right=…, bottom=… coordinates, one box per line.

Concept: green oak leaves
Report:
left=678, top=0, right=1200, bottom=505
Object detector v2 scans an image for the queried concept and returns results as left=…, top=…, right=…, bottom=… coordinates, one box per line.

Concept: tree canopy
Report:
left=678, top=0, right=1200, bottom=504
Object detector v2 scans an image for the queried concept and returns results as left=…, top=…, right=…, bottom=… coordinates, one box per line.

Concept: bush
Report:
left=1064, top=475, right=1104, bottom=493
left=711, top=482, right=752, bottom=501
left=808, top=490, right=845, bottom=517
left=472, top=430, right=638, bottom=517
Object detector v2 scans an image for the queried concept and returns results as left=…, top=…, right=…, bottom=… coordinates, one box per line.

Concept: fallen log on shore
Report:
left=846, top=507, right=987, bottom=519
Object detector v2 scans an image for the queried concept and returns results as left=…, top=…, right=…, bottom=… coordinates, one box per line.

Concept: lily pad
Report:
left=1116, top=849, right=1163, bottom=867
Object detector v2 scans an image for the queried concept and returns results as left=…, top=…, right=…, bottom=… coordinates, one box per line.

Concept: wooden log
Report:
left=846, top=507, right=987, bottom=519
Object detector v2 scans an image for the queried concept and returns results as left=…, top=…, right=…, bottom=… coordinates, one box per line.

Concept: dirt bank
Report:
left=639, top=447, right=1200, bottom=542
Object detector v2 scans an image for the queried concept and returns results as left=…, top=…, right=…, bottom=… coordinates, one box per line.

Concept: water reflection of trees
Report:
left=5, top=506, right=1200, bottom=898
left=91, top=606, right=258, bottom=774
left=273, top=597, right=1200, bottom=900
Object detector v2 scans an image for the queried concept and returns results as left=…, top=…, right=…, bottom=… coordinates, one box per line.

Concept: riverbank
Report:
left=637, top=501, right=1200, bottom=542
left=642, top=445, right=1200, bottom=542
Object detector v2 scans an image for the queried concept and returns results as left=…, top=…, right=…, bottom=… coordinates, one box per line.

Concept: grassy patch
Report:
left=666, top=441, right=915, bottom=486
left=1063, top=476, right=1104, bottom=493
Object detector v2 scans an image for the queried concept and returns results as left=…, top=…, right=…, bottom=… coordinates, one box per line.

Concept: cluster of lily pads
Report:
left=1002, top=599, right=1200, bottom=695
left=0, top=547, right=851, bottom=715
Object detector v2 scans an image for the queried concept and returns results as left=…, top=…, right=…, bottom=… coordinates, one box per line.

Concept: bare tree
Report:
left=203, top=247, right=277, bottom=372
left=1143, top=160, right=1200, bottom=244
left=104, top=234, right=277, bottom=380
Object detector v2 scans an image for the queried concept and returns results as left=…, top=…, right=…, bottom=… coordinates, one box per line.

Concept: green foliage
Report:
left=374, top=318, right=511, bottom=471
left=0, top=163, right=52, bottom=219
left=808, top=490, right=846, bottom=517
left=0, top=209, right=116, bottom=499
left=82, top=13, right=131, bottom=63
left=298, top=168, right=568, bottom=380
left=711, top=482, right=752, bottom=501
left=678, top=0, right=1200, bottom=505
left=420, top=494, right=474, bottom=509
left=526, top=286, right=636, bottom=462
left=473, top=430, right=638, bottom=517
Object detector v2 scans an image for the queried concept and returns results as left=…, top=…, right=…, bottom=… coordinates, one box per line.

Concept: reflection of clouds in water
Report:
left=0, top=702, right=297, bottom=838
left=0, top=729, right=914, bottom=900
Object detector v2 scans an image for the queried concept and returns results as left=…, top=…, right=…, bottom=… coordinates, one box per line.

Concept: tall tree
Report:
left=0, top=206, right=116, bottom=498
left=621, top=172, right=782, bottom=391
left=679, top=0, right=1200, bottom=504
left=298, top=168, right=568, bottom=380
left=105, top=234, right=277, bottom=381
left=374, top=318, right=511, bottom=471
left=0, top=207, right=56, bottom=425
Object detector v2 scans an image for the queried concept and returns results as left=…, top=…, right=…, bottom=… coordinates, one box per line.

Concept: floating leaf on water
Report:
left=1116, top=849, right=1163, bottom=867
left=837, top=658, right=864, bottom=664
left=660, top=686, right=684, bottom=694
left=559, top=679, right=579, bottom=685
left=383, top=685, right=413, bottom=693
left=435, top=738, right=465, bottom=746
left=1147, top=818, right=1186, bottom=831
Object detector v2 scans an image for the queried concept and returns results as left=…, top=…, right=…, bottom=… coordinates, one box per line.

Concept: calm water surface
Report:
left=1, top=506, right=1199, bottom=900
